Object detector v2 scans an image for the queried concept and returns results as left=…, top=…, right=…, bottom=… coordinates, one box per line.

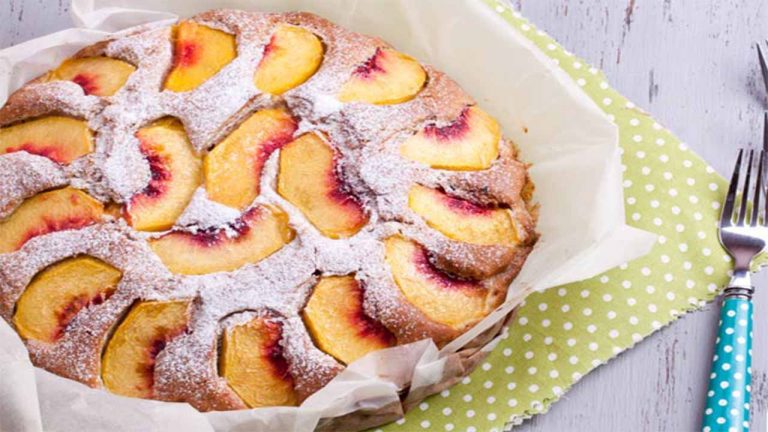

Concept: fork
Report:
left=701, top=148, right=764, bottom=432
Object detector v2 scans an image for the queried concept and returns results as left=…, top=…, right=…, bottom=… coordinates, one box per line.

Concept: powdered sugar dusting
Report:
left=0, top=9, right=536, bottom=412
left=176, top=187, right=241, bottom=228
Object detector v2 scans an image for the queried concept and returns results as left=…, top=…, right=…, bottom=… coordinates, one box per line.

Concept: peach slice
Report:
left=254, top=25, right=324, bottom=95
left=101, top=300, right=190, bottom=398
left=277, top=133, right=368, bottom=238
left=384, top=236, right=490, bottom=328
left=399, top=106, right=501, bottom=170
left=408, top=185, right=517, bottom=245
left=124, top=118, right=202, bottom=232
left=13, top=256, right=121, bottom=343
left=164, top=21, right=237, bottom=92
left=148, top=205, right=294, bottom=275
left=220, top=315, right=298, bottom=407
left=0, top=116, right=94, bottom=164
left=0, top=188, right=104, bottom=254
left=338, top=48, right=426, bottom=105
left=48, top=57, right=136, bottom=97
left=303, top=276, right=395, bottom=364
left=204, top=109, right=297, bottom=210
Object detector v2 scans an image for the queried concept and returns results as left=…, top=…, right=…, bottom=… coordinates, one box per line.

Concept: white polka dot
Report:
left=720, top=381, right=729, bottom=389
left=719, top=399, right=728, bottom=407
left=587, top=324, right=597, bottom=333
left=484, top=380, right=493, bottom=389
left=524, top=351, right=534, bottom=360
left=544, top=336, right=554, bottom=345
left=646, top=285, right=656, bottom=294
left=538, top=302, right=548, bottom=311
left=561, top=304, right=570, bottom=312
left=563, top=322, right=573, bottom=330
left=629, top=316, right=639, bottom=325
left=507, top=398, right=518, bottom=407
left=507, top=381, right=516, bottom=390
left=588, top=342, right=599, bottom=351
left=528, top=366, right=537, bottom=375
left=567, top=338, right=576, bottom=347
left=504, top=366, right=514, bottom=374
left=602, top=293, right=613, bottom=302
left=629, top=118, right=640, bottom=126
left=607, top=310, right=617, bottom=319
left=569, top=356, right=579, bottom=364
left=583, top=308, right=593, bottom=316
left=419, top=402, right=429, bottom=411
left=549, top=370, right=559, bottom=378
left=445, top=424, right=454, bottom=431
left=443, top=407, right=452, bottom=416
left=463, top=394, right=472, bottom=402
left=420, top=420, right=431, bottom=428
left=580, top=289, right=590, bottom=298
left=722, top=363, right=732, bottom=371
left=529, top=384, right=539, bottom=393
left=628, top=298, right=637, bottom=306
left=558, top=288, right=567, bottom=296
left=602, top=97, right=613, bottom=106
left=466, top=409, right=475, bottom=418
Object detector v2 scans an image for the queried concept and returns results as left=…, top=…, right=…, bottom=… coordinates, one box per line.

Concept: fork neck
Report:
left=725, top=268, right=754, bottom=299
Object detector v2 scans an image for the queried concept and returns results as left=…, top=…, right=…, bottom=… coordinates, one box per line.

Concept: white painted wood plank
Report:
left=2, top=1, right=766, bottom=430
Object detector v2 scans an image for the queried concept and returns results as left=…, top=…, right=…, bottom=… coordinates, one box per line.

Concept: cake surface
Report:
left=0, top=9, right=537, bottom=412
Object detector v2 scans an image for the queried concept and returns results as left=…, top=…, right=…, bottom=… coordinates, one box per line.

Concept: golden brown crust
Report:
left=0, top=8, right=538, bottom=414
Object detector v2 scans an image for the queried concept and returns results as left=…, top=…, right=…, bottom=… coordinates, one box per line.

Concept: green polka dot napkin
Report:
left=378, top=1, right=731, bottom=431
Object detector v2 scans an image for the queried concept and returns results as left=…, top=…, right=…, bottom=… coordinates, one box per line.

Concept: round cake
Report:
left=0, top=9, right=537, bottom=412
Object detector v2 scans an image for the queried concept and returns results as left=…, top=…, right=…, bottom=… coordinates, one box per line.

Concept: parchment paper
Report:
left=0, top=1, right=657, bottom=431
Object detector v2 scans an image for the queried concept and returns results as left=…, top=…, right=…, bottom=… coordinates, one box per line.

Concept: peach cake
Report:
left=0, top=10, right=537, bottom=412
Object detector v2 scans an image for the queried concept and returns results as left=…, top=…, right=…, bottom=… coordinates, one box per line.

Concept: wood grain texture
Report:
left=1, top=1, right=766, bottom=431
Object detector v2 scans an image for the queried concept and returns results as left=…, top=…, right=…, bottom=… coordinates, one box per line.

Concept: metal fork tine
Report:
left=759, top=42, right=768, bottom=96
left=723, top=149, right=744, bottom=227
left=738, top=150, right=754, bottom=225
left=753, top=151, right=764, bottom=226
left=764, top=112, right=768, bottom=151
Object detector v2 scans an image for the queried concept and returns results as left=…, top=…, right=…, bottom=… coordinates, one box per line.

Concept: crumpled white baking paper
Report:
left=0, top=1, right=657, bottom=431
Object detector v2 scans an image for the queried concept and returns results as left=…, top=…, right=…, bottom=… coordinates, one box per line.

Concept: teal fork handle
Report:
left=702, top=295, right=753, bottom=431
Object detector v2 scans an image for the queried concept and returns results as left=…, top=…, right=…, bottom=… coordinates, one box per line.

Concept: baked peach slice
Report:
left=148, top=205, right=294, bottom=275
left=384, top=236, right=492, bottom=329
left=205, top=108, right=297, bottom=210
left=338, top=48, right=426, bottom=105
left=399, top=106, right=500, bottom=170
left=0, top=187, right=104, bottom=254
left=254, top=25, right=324, bottom=95
left=408, top=184, right=517, bottom=246
left=164, top=21, right=237, bottom=92
left=102, top=300, right=190, bottom=398
left=13, top=256, right=121, bottom=342
left=277, top=133, right=368, bottom=238
left=303, top=276, right=395, bottom=364
left=0, top=116, right=94, bottom=164
left=47, top=57, right=136, bottom=97
left=124, top=118, right=202, bottom=232
left=220, top=315, right=298, bottom=407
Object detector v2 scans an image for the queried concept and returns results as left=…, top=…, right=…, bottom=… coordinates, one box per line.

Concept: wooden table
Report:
left=2, top=1, right=766, bottom=430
